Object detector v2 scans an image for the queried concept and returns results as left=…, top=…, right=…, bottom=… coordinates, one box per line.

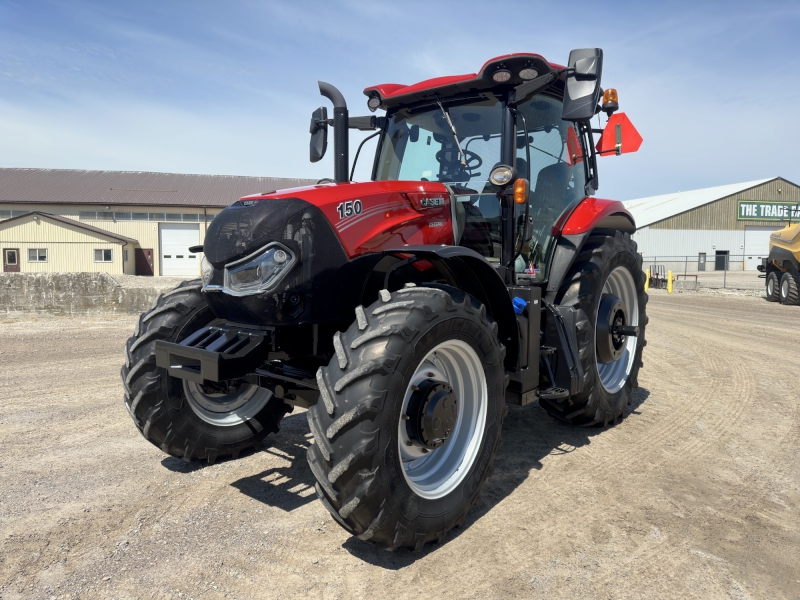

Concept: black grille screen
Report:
left=203, top=198, right=363, bottom=326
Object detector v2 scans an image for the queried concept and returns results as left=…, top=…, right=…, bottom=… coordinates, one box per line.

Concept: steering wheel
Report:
left=436, top=149, right=482, bottom=173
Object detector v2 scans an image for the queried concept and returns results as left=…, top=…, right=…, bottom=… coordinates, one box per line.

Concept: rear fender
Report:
left=370, top=246, right=518, bottom=371
left=545, top=197, right=637, bottom=302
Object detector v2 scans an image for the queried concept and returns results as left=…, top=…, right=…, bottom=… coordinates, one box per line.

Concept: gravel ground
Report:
left=1, top=293, right=798, bottom=599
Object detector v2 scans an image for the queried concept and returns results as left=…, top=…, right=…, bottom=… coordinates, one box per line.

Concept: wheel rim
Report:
left=781, top=278, right=789, bottom=300
left=596, top=266, right=639, bottom=394
left=398, top=340, right=488, bottom=500
left=183, top=380, right=271, bottom=426
left=767, top=277, right=774, bottom=296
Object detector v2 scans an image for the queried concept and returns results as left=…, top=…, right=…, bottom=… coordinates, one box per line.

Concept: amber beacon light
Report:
left=602, top=88, right=619, bottom=115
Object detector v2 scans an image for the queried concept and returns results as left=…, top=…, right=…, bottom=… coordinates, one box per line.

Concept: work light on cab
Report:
left=489, top=164, right=516, bottom=187
left=492, top=68, right=512, bottom=82
left=367, top=94, right=381, bottom=112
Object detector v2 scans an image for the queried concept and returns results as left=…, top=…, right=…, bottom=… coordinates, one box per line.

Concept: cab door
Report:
left=513, top=94, right=586, bottom=279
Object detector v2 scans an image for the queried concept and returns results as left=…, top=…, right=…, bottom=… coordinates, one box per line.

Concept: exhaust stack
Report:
left=318, top=81, right=349, bottom=183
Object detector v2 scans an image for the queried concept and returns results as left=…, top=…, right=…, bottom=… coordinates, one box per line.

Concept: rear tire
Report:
left=306, top=286, right=506, bottom=551
left=780, top=272, right=799, bottom=305
left=121, top=280, right=291, bottom=464
left=539, top=231, right=648, bottom=426
left=766, top=272, right=780, bottom=302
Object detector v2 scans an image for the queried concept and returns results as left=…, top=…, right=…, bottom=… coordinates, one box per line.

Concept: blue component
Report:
left=512, top=296, right=528, bottom=315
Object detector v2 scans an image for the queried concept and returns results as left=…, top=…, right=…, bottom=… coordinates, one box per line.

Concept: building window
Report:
left=1, top=210, right=30, bottom=220
left=94, top=249, right=113, bottom=262
left=78, top=211, right=207, bottom=222
left=124, top=249, right=129, bottom=262
left=28, top=248, right=48, bottom=262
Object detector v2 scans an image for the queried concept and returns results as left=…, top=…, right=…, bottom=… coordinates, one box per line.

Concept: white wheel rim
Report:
left=398, top=340, right=488, bottom=500
left=781, top=278, right=789, bottom=300
left=596, top=266, right=639, bottom=394
left=767, top=278, right=774, bottom=296
left=183, top=380, right=271, bottom=426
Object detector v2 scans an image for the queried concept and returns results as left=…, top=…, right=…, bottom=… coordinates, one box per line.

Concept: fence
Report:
left=641, top=254, right=764, bottom=291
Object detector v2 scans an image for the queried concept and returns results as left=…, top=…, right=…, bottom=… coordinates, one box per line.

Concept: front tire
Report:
left=306, top=286, right=506, bottom=551
left=121, top=280, right=291, bottom=464
left=539, top=231, right=648, bottom=426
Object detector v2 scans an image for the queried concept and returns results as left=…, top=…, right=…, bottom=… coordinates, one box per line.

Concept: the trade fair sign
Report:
left=737, top=201, right=800, bottom=221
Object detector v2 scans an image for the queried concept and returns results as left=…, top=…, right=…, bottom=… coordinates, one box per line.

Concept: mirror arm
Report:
left=509, top=71, right=559, bottom=107
left=348, top=116, right=386, bottom=131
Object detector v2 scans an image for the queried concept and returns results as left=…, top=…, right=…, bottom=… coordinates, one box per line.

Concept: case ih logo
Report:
left=420, top=197, right=445, bottom=208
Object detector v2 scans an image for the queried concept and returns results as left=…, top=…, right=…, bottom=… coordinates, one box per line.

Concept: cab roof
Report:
left=363, top=53, right=564, bottom=110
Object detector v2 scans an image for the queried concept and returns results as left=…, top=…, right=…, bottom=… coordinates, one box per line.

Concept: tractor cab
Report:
left=372, top=89, right=585, bottom=280
left=310, top=51, right=642, bottom=284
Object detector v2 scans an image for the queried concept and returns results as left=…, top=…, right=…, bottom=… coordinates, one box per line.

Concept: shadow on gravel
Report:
left=204, top=387, right=650, bottom=566
left=229, top=411, right=318, bottom=512
left=343, top=387, right=651, bottom=568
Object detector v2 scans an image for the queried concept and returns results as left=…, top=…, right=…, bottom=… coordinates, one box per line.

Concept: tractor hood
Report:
left=206, top=180, right=454, bottom=266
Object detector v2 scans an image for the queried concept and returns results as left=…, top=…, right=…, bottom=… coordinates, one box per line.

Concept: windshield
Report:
left=375, top=94, right=503, bottom=192
left=375, top=95, right=505, bottom=261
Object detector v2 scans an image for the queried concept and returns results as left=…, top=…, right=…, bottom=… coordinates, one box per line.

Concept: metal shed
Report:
left=623, top=177, right=800, bottom=272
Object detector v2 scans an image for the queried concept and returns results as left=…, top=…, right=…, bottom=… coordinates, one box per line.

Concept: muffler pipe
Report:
left=318, top=81, right=349, bottom=183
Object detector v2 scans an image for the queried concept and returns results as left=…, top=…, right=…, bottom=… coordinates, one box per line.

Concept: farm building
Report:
left=0, top=168, right=315, bottom=276
left=623, top=177, right=800, bottom=272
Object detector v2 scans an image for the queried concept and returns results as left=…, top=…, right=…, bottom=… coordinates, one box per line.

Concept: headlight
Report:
left=223, top=243, right=295, bottom=297
left=201, top=256, right=214, bottom=287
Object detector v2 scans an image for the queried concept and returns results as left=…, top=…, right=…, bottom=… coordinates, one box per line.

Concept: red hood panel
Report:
left=241, top=181, right=454, bottom=258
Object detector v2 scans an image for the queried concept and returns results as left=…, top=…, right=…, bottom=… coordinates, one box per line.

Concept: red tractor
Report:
left=123, top=49, right=646, bottom=551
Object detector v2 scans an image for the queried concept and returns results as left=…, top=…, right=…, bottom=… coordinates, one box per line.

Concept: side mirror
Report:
left=562, top=48, right=603, bottom=121
left=309, top=106, right=328, bottom=163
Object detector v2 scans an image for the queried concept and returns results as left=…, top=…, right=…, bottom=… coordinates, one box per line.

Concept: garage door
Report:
left=744, top=226, right=777, bottom=271
left=159, top=224, right=200, bottom=276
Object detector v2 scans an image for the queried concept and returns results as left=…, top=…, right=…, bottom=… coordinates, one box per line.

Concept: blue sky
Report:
left=1, top=0, right=798, bottom=199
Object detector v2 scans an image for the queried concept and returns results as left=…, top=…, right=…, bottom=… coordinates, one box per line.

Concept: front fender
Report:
left=377, top=245, right=518, bottom=371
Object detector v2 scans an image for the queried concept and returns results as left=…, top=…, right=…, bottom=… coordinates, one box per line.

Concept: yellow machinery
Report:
left=758, top=218, right=800, bottom=305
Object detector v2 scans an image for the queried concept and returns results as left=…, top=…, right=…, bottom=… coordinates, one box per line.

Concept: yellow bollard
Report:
left=667, top=270, right=673, bottom=294
left=644, top=268, right=650, bottom=292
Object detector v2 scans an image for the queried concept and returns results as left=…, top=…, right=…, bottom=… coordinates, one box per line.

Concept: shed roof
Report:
left=622, top=178, right=777, bottom=228
left=0, top=168, right=317, bottom=208
left=0, top=211, right=138, bottom=244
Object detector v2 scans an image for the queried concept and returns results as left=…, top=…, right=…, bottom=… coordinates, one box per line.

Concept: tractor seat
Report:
left=531, top=162, right=570, bottom=204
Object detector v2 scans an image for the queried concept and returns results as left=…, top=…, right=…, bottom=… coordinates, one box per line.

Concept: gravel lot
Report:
left=1, top=291, right=798, bottom=599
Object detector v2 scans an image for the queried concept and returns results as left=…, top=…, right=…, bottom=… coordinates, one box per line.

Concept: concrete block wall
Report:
left=0, top=273, right=177, bottom=315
